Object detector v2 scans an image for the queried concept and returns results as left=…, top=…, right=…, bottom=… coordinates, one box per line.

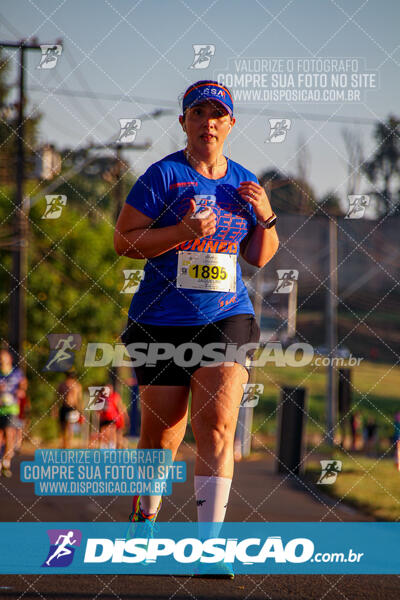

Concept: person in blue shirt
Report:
left=0, top=348, right=27, bottom=477
left=115, top=80, right=279, bottom=577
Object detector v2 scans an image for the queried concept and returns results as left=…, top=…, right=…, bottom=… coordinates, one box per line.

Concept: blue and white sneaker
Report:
left=127, top=495, right=162, bottom=542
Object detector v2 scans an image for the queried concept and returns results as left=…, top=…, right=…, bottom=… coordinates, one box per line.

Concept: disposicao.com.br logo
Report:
left=83, top=535, right=363, bottom=566
left=0, top=522, right=394, bottom=574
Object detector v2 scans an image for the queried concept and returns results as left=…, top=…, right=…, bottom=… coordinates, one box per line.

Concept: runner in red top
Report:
left=98, top=386, right=127, bottom=449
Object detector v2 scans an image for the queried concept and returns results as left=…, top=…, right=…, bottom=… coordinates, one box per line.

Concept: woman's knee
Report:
left=193, top=420, right=235, bottom=451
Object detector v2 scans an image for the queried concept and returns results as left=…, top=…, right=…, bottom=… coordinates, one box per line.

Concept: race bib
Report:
left=177, top=251, right=236, bottom=292
left=0, top=392, right=14, bottom=407
left=67, top=410, right=80, bottom=424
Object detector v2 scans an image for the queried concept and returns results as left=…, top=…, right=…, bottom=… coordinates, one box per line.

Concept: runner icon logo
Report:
left=274, top=270, right=299, bottom=294
left=120, top=269, right=145, bottom=294
left=266, top=119, right=291, bottom=143
left=240, top=383, right=264, bottom=407
left=43, top=334, right=82, bottom=372
left=189, top=45, right=215, bottom=69
left=345, top=195, right=370, bottom=219
left=117, top=119, right=141, bottom=143
left=37, top=45, right=62, bottom=69
left=317, top=460, right=342, bottom=484
left=86, top=386, right=111, bottom=411
left=42, top=195, right=67, bottom=219
left=42, top=529, right=82, bottom=567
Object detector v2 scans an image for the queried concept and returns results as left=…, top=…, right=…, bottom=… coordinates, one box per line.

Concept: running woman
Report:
left=0, top=348, right=27, bottom=477
left=115, top=80, right=279, bottom=578
left=55, top=371, right=82, bottom=449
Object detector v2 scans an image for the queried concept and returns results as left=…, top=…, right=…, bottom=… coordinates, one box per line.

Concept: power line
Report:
left=63, top=46, right=115, bottom=127
left=26, top=84, right=381, bottom=125
left=61, top=47, right=116, bottom=139
left=28, top=108, right=168, bottom=207
left=50, top=67, right=115, bottom=141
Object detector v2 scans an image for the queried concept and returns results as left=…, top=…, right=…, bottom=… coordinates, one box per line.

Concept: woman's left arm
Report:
left=238, top=181, right=279, bottom=268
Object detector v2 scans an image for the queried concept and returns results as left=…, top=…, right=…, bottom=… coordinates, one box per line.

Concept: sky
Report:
left=1, top=0, right=400, bottom=203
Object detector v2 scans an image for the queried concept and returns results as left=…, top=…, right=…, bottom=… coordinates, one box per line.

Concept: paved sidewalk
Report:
left=0, top=445, right=369, bottom=523
left=1, top=448, right=393, bottom=600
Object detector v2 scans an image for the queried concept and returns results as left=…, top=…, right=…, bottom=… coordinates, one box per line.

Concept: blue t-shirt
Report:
left=0, top=367, right=23, bottom=416
left=125, top=150, right=258, bottom=326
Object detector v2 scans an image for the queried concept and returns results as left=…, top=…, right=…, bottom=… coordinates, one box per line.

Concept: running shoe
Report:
left=1, top=466, right=12, bottom=478
left=193, top=559, right=235, bottom=579
left=127, top=495, right=162, bottom=541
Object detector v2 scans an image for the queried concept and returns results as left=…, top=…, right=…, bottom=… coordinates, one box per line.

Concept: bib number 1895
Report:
left=177, top=251, right=236, bottom=292
left=189, top=264, right=227, bottom=281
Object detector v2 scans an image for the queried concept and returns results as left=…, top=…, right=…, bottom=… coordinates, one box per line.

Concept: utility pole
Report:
left=1, top=38, right=60, bottom=368
left=326, top=217, right=338, bottom=445
left=287, top=280, right=298, bottom=340
left=111, top=141, right=149, bottom=220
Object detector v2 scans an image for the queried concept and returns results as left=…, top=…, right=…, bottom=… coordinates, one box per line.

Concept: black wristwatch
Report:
left=257, top=212, right=277, bottom=229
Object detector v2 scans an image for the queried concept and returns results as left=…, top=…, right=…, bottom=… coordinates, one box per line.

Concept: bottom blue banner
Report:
left=0, top=522, right=398, bottom=574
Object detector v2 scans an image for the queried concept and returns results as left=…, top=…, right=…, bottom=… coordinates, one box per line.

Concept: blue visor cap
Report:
left=182, top=82, right=233, bottom=117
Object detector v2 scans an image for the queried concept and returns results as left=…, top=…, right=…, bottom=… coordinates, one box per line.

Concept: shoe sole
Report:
left=192, top=573, right=234, bottom=580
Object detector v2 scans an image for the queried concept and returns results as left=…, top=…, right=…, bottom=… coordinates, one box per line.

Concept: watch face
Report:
left=266, top=215, right=277, bottom=228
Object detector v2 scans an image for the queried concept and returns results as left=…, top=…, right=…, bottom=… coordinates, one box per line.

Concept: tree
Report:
left=318, top=191, right=344, bottom=217
left=259, top=168, right=317, bottom=215
left=363, top=115, right=400, bottom=216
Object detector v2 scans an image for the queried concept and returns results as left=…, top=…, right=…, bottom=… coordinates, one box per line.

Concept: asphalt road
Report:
left=0, top=448, right=397, bottom=600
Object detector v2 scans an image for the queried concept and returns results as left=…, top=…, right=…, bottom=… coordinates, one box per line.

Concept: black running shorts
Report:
left=121, top=313, right=260, bottom=386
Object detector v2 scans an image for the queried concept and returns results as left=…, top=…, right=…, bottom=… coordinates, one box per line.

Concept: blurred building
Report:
left=34, top=144, right=61, bottom=180
left=240, top=215, right=400, bottom=362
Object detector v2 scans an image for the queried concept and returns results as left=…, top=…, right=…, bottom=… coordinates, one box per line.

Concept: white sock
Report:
left=194, top=475, right=232, bottom=539
left=139, top=495, right=162, bottom=516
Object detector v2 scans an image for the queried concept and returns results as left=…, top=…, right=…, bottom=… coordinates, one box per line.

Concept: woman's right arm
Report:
left=114, top=201, right=216, bottom=259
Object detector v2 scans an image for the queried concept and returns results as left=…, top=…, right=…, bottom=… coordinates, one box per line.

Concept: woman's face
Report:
left=180, top=100, right=234, bottom=153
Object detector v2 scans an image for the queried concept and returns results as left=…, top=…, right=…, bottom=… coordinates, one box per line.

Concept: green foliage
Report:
left=1, top=172, right=142, bottom=440
left=251, top=360, right=399, bottom=443
left=258, top=168, right=318, bottom=215
left=306, top=452, right=400, bottom=521
left=363, top=115, right=400, bottom=216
